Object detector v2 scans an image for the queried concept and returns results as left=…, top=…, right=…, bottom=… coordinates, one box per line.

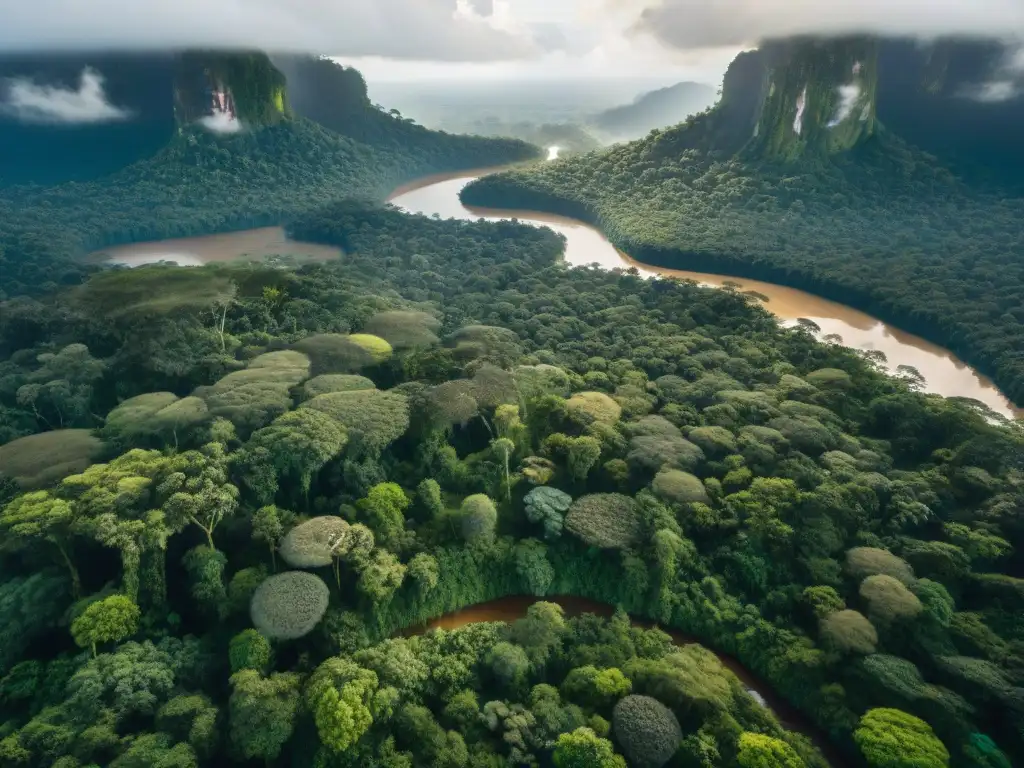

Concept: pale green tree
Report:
left=70, top=594, right=141, bottom=657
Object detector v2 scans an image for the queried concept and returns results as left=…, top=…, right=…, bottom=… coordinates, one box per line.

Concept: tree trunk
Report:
left=218, top=304, right=228, bottom=351
left=91, top=641, right=97, bottom=658
left=31, top=403, right=54, bottom=430
left=122, top=545, right=140, bottom=602
left=269, top=545, right=277, bottom=572
left=141, top=547, right=167, bottom=609
left=55, top=541, right=82, bottom=599
left=205, top=527, right=216, bottom=550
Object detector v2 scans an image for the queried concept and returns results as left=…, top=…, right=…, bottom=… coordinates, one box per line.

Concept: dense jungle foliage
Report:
left=459, top=132, right=1024, bottom=407
left=1, top=198, right=1022, bottom=768
left=0, top=113, right=537, bottom=300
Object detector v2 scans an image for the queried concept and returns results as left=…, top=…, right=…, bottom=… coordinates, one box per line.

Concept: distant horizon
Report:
left=358, top=72, right=717, bottom=87
left=332, top=44, right=742, bottom=89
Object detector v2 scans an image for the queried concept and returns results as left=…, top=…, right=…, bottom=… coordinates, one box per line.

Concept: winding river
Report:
left=94, top=159, right=1020, bottom=419
left=388, top=162, right=1021, bottom=420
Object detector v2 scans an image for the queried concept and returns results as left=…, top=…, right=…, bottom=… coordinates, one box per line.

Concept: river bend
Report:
left=93, top=162, right=1019, bottom=418
left=389, top=165, right=1020, bottom=420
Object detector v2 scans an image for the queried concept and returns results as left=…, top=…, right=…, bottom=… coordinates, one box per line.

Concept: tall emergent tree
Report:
left=70, top=594, right=141, bottom=657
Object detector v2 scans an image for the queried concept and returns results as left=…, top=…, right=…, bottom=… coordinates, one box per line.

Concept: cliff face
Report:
left=269, top=54, right=433, bottom=148
left=664, top=38, right=880, bottom=161
left=173, top=52, right=288, bottom=129
left=636, top=49, right=770, bottom=158
left=747, top=37, right=879, bottom=160
left=707, top=35, right=1021, bottom=175
left=269, top=55, right=433, bottom=147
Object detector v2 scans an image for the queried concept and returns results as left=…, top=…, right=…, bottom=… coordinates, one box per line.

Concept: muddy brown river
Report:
left=93, top=162, right=1019, bottom=418
left=93, top=226, right=341, bottom=267
left=389, top=166, right=1021, bottom=420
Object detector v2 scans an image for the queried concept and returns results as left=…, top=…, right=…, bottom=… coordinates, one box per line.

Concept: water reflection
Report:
left=390, top=170, right=1020, bottom=419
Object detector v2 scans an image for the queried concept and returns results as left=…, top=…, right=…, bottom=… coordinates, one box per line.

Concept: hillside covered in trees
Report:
left=459, top=39, right=1024, bottom=408
left=1, top=196, right=1022, bottom=768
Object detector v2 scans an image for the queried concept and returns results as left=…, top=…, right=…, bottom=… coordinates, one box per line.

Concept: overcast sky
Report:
left=0, top=0, right=1021, bottom=85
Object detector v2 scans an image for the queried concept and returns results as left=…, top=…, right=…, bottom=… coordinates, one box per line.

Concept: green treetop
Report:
left=71, top=594, right=141, bottom=657
left=553, top=727, right=626, bottom=768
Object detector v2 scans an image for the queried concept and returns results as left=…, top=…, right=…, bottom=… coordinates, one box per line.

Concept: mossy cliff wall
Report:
left=747, top=37, right=879, bottom=160
left=173, top=51, right=289, bottom=129
left=671, top=38, right=879, bottom=161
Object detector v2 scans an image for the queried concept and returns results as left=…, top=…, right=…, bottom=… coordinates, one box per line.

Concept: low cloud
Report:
left=959, top=45, right=1024, bottom=102
left=970, top=81, right=1019, bottom=102
left=198, top=110, right=243, bottom=133
left=624, top=0, right=1024, bottom=49
left=0, top=0, right=539, bottom=61
left=828, top=83, right=862, bottom=126
left=1, top=67, right=131, bottom=123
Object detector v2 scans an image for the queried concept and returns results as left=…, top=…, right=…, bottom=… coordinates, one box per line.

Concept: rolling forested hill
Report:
left=588, top=81, right=719, bottom=143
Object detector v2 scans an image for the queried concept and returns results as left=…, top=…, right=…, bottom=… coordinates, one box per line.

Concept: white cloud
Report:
left=1, top=67, right=131, bottom=124
left=958, top=43, right=1024, bottom=102
left=828, top=83, right=862, bottom=127
left=0, top=0, right=539, bottom=61
left=962, top=80, right=1019, bottom=102
left=624, top=0, right=1024, bottom=49
left=975, top=81, right=1019, bottom=101
left=198, top=110, right=243, bottom=133
left=0, top=0, right=737, bottom=85
left=341, top=0, right=740, bottom=83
